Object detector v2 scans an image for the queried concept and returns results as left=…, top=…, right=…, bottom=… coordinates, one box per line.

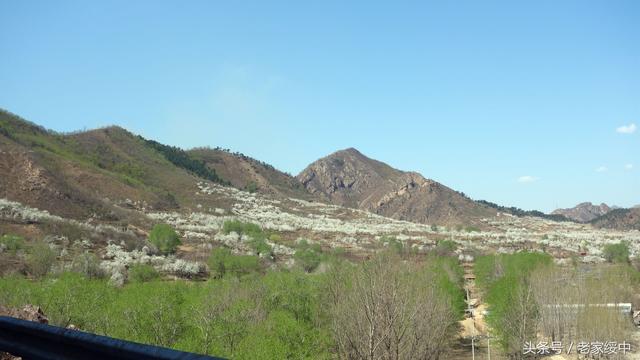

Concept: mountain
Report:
left=296, top=148, right=496, bottom=225
left=0, top=109, right=226, bottom=222
left=551, top=202, right=612, bottom=223
left=188, top=147, right=313, bottom=200
left=591, top=208, right=640, bottom=231
left=476, top=200, right=569, bottom=222
left=0, top=109, right=316, bottom=223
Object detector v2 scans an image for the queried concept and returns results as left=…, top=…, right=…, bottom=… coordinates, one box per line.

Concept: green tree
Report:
left=148, top=224, right=181, bottom=255
left=208, top=247, right=261, bottom=278
left=294, top=240, right=322, bottom=273
left=27, top=241, right=56, bottom=278
left=603, top=242, right=630, bottom=263
left=433, top=239, right=457, bottom=256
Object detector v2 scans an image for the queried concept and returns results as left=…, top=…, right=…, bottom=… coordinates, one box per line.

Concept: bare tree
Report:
left=330, top=253, right=458, bottom=360
left=530, top=264, right=636, bottom=358
left=193, top=279, right=266, bottom=356
left=531, top=265, right=577, bottom=342
left=490, top=277, right=539, bottom=359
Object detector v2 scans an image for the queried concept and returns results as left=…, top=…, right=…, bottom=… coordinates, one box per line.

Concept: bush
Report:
left=71, top=252, right=105, bottom=279
left=128, top=264, right=160, bottom=283
left=149, top=224, right=181, bottom=255
left=433, top=239, right=457, bottom=256
left=27, top=241, right=57, bottom=278
left=249, top=238, right=272, bottom=257
left=245, top=182, right=258, bottom=193
left=268, top=234, right=282, bottom=243
left=380, top=236, right=404, bottom=255
left=222, top=220, right=262, bottom=238
left=221, top=221, right=271, bottom=256
left=0, top=234, right=25, bottom=254
left=208, top=248, right=261, bottom=278
left=465, top=226, right=481, bottom=233
left=603, top=242, right=630, bottom=263
left=294, top=241, right=322, bottom=273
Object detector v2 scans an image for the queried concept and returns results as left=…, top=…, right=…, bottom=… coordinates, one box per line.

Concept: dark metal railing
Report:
left=0, top=316, right=225, bottom=360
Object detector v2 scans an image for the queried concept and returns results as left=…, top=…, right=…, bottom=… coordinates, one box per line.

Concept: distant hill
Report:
left=0, top=109, right=224, bottom=221
left=477, top=200, right=569, bottom=222
left=591, top=208, right=640, bottom=231
left=551, top=202, right=612, bottom=223
left=297, top=148, right=497, bottom=225
left=188, top=147, right=314, bottom=200
left=1, top=109, right=598, bottom=229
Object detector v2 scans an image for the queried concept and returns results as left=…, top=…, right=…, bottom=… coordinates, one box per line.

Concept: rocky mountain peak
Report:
left=551, top=202, right=612, bottom=223
left=297, top=148, right=495, bottom=225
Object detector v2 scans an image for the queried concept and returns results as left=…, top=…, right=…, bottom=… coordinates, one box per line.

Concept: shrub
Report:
left=226, top=256, right=261, bottom=277
left=245, top=182, right=258, bottom=193
left=208, top=247, right=261, bottom=278
left=26, top=241, right=57, bottom=278
left=129, top=264, right=160, bottom=283
left=71, top=252, right=105, bottom=279
left=221, top=221, right=271, bottom=256
left=380, top=236, right=404, bottom=255
left=222, top=220, right=263, bottom=238
left=0, top=234, right=25, bottom=254
left=250, top=238, right=272, bottom=257
left=603, top=242, right=630, bottom=263
left=148, top=224, right=181, bottom=255
left=293, top=246, right=322, bottom=272
left=268, top=234, right=282, bottom=243
left=433, top=239, right=457, bottom=256
left=161, top=259, right=204, bottom=278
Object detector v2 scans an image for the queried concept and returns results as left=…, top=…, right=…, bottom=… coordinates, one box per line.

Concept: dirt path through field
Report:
left=447, top=261, right=492, bottom=359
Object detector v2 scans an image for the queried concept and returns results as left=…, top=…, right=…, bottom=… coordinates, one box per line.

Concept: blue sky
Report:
left=1, top=0, right=638, bottom=212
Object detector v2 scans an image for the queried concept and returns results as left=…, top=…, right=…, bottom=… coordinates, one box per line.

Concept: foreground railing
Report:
left=0, top=316, right=225, bottom=360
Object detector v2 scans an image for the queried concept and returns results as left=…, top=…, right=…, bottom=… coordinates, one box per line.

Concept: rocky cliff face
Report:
left=591, top=207, right=640, bottom=231
left=297, top=148, right=496, bottom=225
left=551, top=202, right=612, bottom=223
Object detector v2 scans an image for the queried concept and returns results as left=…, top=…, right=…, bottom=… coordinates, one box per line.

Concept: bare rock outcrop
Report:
left=297, top=148, right=496, bottom=225
left=552, top=202, right=612, bottom=223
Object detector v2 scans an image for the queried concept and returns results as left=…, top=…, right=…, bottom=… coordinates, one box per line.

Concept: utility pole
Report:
left=466, top=287, right=475, bottom=360
left=472, top=335, right=475, bottom=360
left=487, top=336, right=490, bottom=360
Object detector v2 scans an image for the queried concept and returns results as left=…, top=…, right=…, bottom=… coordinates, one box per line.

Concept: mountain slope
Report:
left=551, top=202, right=612, bottom=223
left=0, top=109, right=226, bottom=221
left=189, top=147, right=314, bottom=200
left=297, top=148, right=496, bottom=225
left=591, top=208, right=640, bottom=231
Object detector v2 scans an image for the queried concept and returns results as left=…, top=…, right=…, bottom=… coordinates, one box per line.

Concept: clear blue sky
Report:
left=1, top=0, right=638, bottom=212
